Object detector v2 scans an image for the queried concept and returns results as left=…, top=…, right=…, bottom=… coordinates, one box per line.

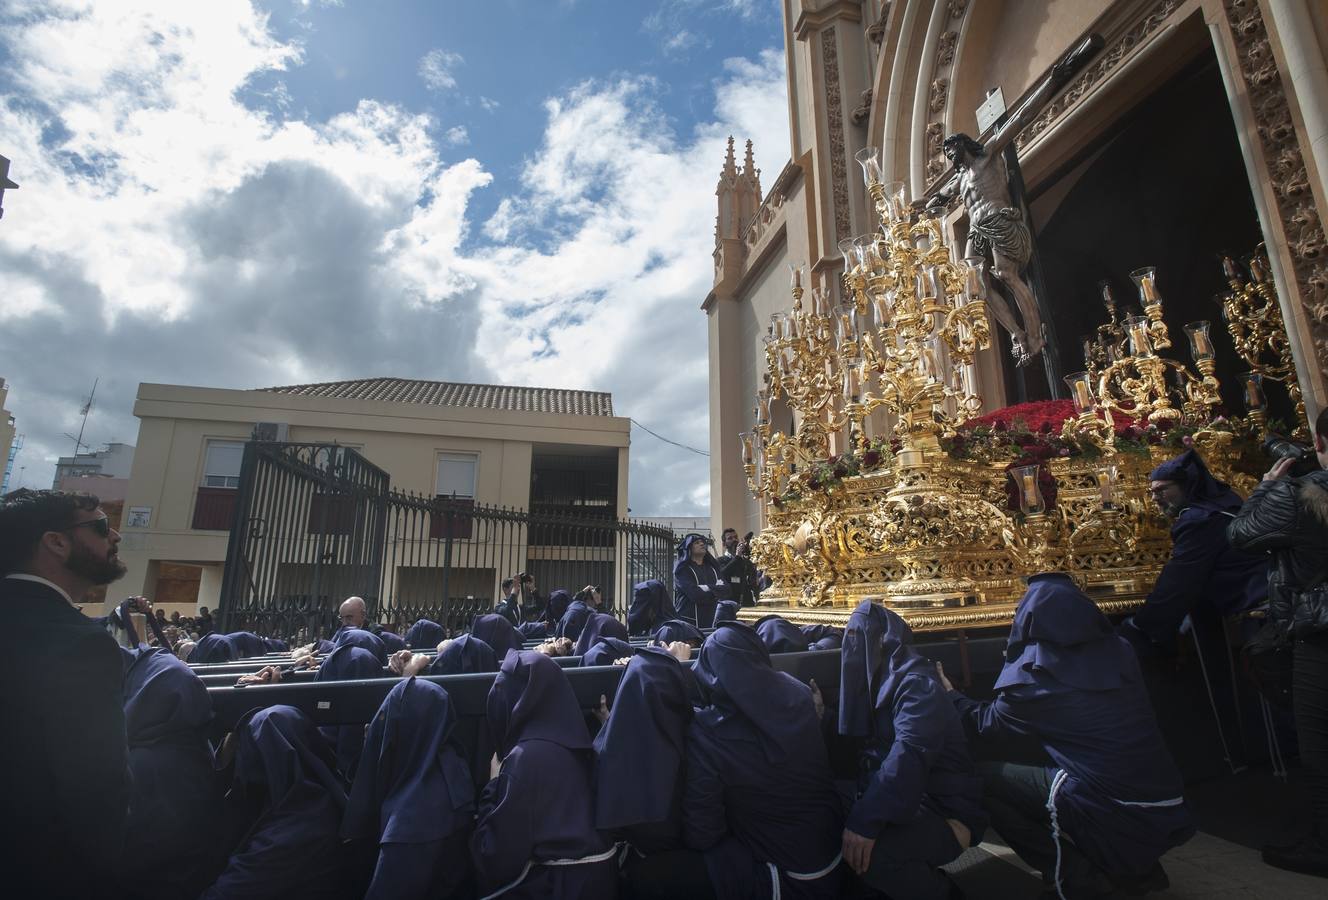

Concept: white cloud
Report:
left=418, top=48, right=463, bottom=92
left=443, top=125, right=469, bottom=145
left=0, top=3, right=790, bottom=516
left=478, top=95, right=500, bottom=112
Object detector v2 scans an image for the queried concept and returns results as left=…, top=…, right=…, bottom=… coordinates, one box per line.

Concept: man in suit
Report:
left=0, top=489, right=132, bottom=897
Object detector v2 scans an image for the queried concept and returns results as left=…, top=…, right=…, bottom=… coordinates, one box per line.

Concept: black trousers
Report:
left=859, top=808, right=963, bottom=900
left=977, top=761, right=1113, bottom=896
left=1295, top=631, right=1328, bottom=837
left=622, top=849, right=717, bottom=900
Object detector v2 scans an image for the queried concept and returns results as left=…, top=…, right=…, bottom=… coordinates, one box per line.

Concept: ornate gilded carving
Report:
left=1222, top=0, right=1328, bottom=377
left=821, top=27, right=851, bottom=244
left=1016, top=0, right=1181, bottom=152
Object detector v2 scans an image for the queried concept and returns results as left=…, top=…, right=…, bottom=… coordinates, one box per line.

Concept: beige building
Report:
left=116, top=378, right=630, bottom=615
left=707, top=0, right=1328, bottom=536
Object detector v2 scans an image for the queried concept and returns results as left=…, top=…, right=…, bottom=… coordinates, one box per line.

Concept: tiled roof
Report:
left=259, top=378, right=614, bottom=417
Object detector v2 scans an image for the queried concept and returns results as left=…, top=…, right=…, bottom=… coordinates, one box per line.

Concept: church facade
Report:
left=705, top=0, right=1328, bottom=538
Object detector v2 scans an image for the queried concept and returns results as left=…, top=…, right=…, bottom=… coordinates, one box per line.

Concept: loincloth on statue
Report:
left=970, top=208, right=1031, bottom=267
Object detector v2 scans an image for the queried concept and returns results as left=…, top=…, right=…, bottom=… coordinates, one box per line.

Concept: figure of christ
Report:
left=928, top=34, right=1103, bottom=368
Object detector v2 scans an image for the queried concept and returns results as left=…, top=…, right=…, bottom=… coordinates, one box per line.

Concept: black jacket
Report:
left=1228, top=469, right=1328, bottom=637
left=0, top=577, right=132, bottom=898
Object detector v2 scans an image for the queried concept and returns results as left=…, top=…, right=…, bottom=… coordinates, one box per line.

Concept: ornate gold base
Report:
left=740, top=594, right=1146, bottom=633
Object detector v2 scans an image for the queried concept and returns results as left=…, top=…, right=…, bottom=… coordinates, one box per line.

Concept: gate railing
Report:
left=218, top=443, right=675, bottom=639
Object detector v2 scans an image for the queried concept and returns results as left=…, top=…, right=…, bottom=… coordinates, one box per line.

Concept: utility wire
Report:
left=630, top=418, right=710, bottom=456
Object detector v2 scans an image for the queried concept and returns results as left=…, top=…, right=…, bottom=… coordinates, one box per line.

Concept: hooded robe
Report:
left=581, top=637, right=636, bottom=668
left=202, top=706, right=349, bottom=900
left=593, top=647, right=692, bottom=854
left=343, top=678, right=476, bottom=900
left=472, top=650, right=618, bottom=899
left=672, top=533, right=732, bottom=628
left=472, top=614, right=522, bottom=661
left=405, top=619, right=446, bottom=650
left=628, top=579, right=670, bottom=636
left=839, top=602, right=985, bottom=841
left=120, top=647, right=223, bottom=899
left=573, top=613, right=630, bottom=658
left=754, top=615, right=810, bottom=654
left=950, top=574, right=1195, bottom=878
left=315, top=645, right=384, bottom=778
left=429, top=634, right=500, bottom=676
left=685, top=622, right=843, bottom=899
left=332, top=628, right=388, bottom=665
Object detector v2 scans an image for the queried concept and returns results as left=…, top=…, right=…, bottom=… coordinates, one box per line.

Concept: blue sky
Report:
left=0, top=0, right=791, bottom=515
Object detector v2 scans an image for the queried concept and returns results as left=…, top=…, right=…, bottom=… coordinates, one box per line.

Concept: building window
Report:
left=203, top=441, right=245, bottom=489
left=436, top=453, right=477, bottom=499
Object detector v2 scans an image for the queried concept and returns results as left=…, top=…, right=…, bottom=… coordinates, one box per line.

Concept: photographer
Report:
left=717, top=527, right=768, bottom=608
left=1228, top=409, right=1328, bottom=877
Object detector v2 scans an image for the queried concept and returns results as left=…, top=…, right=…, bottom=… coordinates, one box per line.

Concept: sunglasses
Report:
left=64, top=516, right=112, bottom=538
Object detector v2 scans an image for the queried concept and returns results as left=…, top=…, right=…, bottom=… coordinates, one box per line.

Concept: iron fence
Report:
left=218, top=442, right=675, bottom=639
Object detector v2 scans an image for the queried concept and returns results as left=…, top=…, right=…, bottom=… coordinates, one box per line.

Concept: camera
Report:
left=1262, top=434, right=1320, bottom=478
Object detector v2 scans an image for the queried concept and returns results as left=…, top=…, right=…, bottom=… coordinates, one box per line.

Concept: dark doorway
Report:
left=1031, top=48, right=1270, bottom=417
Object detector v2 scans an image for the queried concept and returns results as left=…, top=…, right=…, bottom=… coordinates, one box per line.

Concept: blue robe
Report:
left=120, top=647, right=222, bottom=898
left=378, top=631, right=406, bottom=654
left=652, top=619, right=704, bottom=647
left=685, top=622, right=843, bottom=898
left=202, top=706, right=349, bottom=899
left=316, top=646, right=383, bottom=778
left=594, top=647, right=692, bottom=854
left=839, top=602, right=985, bottom=840
left=628, top=579, right=669, bottom=635
left=332, top=628, right=388, bottom=664
left=190, top=632, right=238, bottom=664
left=573, top=612, right=629, bottom=657
left=472, top=614, right=522, bottom=661
left=1127, top=450, right=1266, bottom=647
left=405, top=618, right=446, bottom=650
left=581, top=637, right=635, bottom=668
left=517, top=621, right=549, bottom=640
left=429, top=634, right=499, bottom=675
left=343, top=678, right=475, bottom=900
left=755, top=615, right=810, bottom=654
left=673, top=533, right=732, bottom=628
left=713, top=599, right=740, bottom=625
left=227, top=631, right=268, bottom=657
left=472, top=651, right=618, bottom=898
left=555, top=600, right=593, bottom=642
left=951, top=574, right=1195, bottom=877
left=262, top=638, right=289, bottom=653
left=544, top=589, right=573, bottom=626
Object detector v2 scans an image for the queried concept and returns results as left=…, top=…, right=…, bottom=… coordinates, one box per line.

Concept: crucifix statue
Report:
left=928, top=34, right=1104, bottom=369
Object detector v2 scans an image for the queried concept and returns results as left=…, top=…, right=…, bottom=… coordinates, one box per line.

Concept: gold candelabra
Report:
left=1219, top=246, right=1308, bottom=439
left=740, top=151, right=1280, bottom=629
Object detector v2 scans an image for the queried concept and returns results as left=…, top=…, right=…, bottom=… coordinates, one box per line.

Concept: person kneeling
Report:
left=839, top=601, right=985, bottom=899
left=944, top=573, right=1194, bottom=898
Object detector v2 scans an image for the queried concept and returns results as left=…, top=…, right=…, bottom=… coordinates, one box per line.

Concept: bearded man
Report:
left=0, top=489, right=132, bottom=898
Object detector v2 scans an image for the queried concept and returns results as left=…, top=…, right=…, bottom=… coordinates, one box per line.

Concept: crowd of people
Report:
left=2, top=408, right=1328, bottom=899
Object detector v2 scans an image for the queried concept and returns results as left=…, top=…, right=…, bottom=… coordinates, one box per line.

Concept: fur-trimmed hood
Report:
left=1299, top=472, right=1328, bottom=526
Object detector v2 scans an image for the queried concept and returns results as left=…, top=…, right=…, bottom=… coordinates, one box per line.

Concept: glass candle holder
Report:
left=873, top=289, right=895, bottom=327
left=770, top=312, right=787, bottom=342
left=921, top=337, right=942, bottom=384
left=1247, top=255, right=1269, bottom=284
left=1130, top=266, right=1161, bottom=306
left=1243, top=372, right=1265, bottom=411
left=739, top=432, right=754, bottom=466
left=842, top=357, right=864, bottom=398
left=1095, top=464, right=1119, bottom=510
left=1011, top=464, right=1047, bottom=515
left=1221, top=255, right=1242, bottom=282
left=963, top=257, right=987, bottom=301
left=884, top=180, right=909, bottom=223
left=855, top=146, right=885, bottom=188
left=1184, top=320, right=1215, bottom=362
left=918, top=265, right=942, bottom=304
left=851, top=233, right=877, bottom=270
left=834, top=303, right=857, bottom=346
left=756, top=390, right=770, bottom=426
left=1064, top=371, right=1096, bottom=415
left=1098, top=279, right=1118, bottom=317
left=838, top=238, right=858, bottom=275
left=788, top=261, right=805, bottom=293
left=1124, top=315, right=1153, bottom=357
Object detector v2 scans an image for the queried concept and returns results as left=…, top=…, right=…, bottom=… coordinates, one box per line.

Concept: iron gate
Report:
left=218, top=443, right=675, bottom=639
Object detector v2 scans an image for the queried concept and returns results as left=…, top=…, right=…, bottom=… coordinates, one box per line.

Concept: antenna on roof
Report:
left=72, top=378, right=98, bottom=457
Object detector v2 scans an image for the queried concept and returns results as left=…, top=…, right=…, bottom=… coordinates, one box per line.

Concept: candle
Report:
left=1125, top=317, right=1152, bottom=356
left=1140, top=274, right=1158, bottom=303
left=1244, top=374, right=1265, bottom=410
left=791, top=267, right=803, bottom=290
left=1222, top=256, right=1241, bottom=281
left=921, top=345, right=940, bottom=383
left=843, top=361, right=862, bottom=397
left=1022, top=474, right=1040, bottom=510
left=788, top=314, right=801, bottom=339
left=1073, top=379, right=1091, bottom=410
left=1193, top=330, right=1212, bottom=358
left=1249, top=257, right=1267, bottom=283
left=1097, top=467, right=1117, bottom=508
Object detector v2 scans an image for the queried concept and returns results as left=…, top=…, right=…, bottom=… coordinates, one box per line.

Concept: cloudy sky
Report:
left=0, top=0, right=790, bottom=515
